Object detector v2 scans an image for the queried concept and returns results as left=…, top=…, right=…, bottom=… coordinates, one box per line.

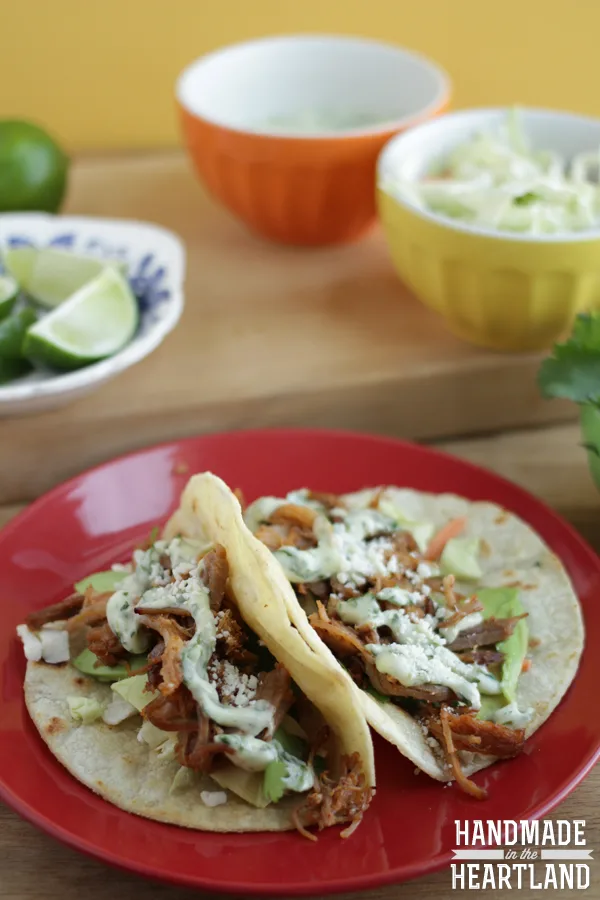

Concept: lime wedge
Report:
left=23, top=267, right=139, bottom=370
left=5, top=247, right=126, bottom=309
left=3, top=247, right=37, bottom=291
left=0, top=307, right=36, bottom=357
left=0, top=274, right=19, bottom=319
left=0, top=356, right=32, bottom=384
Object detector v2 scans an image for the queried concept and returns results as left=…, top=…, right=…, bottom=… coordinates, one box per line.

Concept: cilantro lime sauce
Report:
left=107, top=538, right=198, bottom=653
left=215, top=735, right=314, bottom=792
left=490, top=700, right=533, bottom=729
left=106, top=538, right=274, bottom=736
left=249, top=489, right=510, bottom=711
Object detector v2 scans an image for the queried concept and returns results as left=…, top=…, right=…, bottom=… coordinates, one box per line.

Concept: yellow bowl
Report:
left=377, top=108, right=600, bottom=352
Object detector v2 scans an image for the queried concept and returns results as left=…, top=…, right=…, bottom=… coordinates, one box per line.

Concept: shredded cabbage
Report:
left=383, top=108, right=600, bottom=234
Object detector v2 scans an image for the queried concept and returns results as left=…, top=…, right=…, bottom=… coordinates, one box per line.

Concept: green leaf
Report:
left=365, top=684, right=390, bottom=704
left=148, top=525, right=160, bottom=544
left=313, top=755, right=327, bottom=776
left=538, top=313, right=600, bottom=404
left=75, top=569, right=127, bottom=594
left=476, top=587, right=528, bottom=717
left=273, top=727, right=307, bottom=760
left=263, top=760, right=288, bottom=803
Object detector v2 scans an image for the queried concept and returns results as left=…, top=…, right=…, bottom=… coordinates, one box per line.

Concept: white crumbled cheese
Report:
left=376, top=587, right=423, bottom=606
left=39, top=629, right=70, bottom=663
left=421, top=583, right=432, bottom=597
left=173, top=562, right=192, bottom=582
left=111, top=563, right=131, bottom=573
left=417, top=562, right=435, bottom=579
left=201, top=790, right=228, bottom=807
left=16, top=625, right=42, bottom=661
left=334, top=530, right=394, bottom=581
left=216, top=660, right=259, bottom=708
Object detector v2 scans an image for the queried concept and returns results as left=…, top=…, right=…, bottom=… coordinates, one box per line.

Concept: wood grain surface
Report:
left=2, top=422, right=598, bottom=900
left=0, top=151, right=575, bottom=507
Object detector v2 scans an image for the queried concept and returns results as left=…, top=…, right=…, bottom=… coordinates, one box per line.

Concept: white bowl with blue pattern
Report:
left=0, top=214, right=185, bottom=416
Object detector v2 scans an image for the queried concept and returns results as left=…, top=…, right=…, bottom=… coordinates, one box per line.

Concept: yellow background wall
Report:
left=1, top=0, right=597, bottom=151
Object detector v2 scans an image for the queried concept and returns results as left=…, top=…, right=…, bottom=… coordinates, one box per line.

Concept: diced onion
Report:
left=102, top=695, right=137, bottom=725
left=16, top=625, right=42, bottom=662
left=40, top=629, right=70, bottom=664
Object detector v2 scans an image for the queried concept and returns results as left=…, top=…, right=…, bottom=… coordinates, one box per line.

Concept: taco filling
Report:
left=17, top=534, right=371, bottom=836
left=246, top=488, right=537, bottom=799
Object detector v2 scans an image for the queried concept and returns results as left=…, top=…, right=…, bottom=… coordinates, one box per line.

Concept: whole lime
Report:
left=0, top=120, right=69, bottom=213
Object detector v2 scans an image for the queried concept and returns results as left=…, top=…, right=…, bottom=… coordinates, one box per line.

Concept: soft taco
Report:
left=242, top=484, right=584, bottom=798
left=17, top=475, right=375, bottom=837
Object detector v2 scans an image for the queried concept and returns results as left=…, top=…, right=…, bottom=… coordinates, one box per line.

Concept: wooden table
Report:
left=1, top=152, right=598, bottom=899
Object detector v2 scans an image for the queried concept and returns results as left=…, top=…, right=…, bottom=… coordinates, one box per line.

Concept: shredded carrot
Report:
left=521, top=658, right=532, bottom=673
left=439, top=707, right=487, bottom=800
left=425, top=517, right=467, bottom=561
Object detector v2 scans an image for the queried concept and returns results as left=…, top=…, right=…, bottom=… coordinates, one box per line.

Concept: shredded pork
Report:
left=255, top=665, right=294, bottom=737
left=26, top=592, right=84, bottom=630
left=295, top=752, right=372, bottom=837
left=142, top=615, right=187, bottom=695
left=86, top=621, right=126, bottom=666
left=448, top=614, right=528, bottom=651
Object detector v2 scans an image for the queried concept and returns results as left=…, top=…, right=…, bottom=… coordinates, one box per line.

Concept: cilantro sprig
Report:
left=538, top=313, right=600, bottom=487
left=538, top=313, right=600, bottom=405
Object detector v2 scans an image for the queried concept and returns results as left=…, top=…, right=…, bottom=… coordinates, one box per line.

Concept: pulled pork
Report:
left=215, top=608, right=257, bottom=667
left=26, top=592, right=84, bottom=630
left=294, top=752, right=372, bottom=840
left=255, top=665, right=294, bottom=737
left=254, top=503, right=319, bottom=552
left=203, top=544, right=229, bottom=612
left=420, top=705, right=526, bottom=801
left=142, top=615, right=188, bottom=695
left=310, top=606, right=453, bottom=704
left=87, top=621, right=125, bottom=667
left=448, top=614, right=527, bottom=651
left=176, top=707, right=231, bottom=772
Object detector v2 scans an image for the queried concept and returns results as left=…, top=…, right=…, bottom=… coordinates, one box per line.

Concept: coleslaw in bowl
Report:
left=377, top=107, right=600, bottom=351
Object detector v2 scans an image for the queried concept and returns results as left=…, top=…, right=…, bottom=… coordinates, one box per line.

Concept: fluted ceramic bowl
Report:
left=177, top=35, right=449, bottom=246
left=378, top=108, right=600, bottom=352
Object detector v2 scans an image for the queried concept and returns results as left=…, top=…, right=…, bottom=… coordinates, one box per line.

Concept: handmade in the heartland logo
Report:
left=451, top=820, right=593, bottom=889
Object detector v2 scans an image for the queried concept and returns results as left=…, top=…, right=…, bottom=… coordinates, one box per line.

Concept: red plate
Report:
left=1, top=429, right=598, bottom=895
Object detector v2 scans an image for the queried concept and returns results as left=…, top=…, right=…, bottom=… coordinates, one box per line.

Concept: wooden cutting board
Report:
left=1, top=151, right=573, bottom=506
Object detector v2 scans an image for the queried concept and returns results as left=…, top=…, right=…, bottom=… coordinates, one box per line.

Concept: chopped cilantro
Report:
left=313, top=755, right=327, bottom=776
left=365, top=684, right=390, bottom=704
left=514, top=191, right=538, bottom=206
left=263, top=759, right=287, bottom=803
left=273, top=726, right=307, bottom=760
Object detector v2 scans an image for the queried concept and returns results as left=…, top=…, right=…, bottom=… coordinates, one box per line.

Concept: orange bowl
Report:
left=176, top=36, right=450, bottom=246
